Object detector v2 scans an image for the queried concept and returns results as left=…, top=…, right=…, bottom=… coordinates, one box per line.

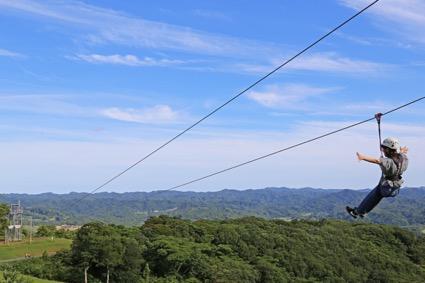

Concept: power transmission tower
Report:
left=5, top=201, right=23, bottom=242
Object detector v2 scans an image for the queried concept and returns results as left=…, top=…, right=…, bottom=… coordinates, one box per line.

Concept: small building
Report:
left=55, top=224, right=81, bottom=231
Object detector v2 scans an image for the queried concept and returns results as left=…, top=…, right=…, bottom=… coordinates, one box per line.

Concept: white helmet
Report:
left=381, top=137, right=400, bottom=151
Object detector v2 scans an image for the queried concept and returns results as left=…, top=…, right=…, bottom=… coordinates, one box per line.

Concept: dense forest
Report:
left=2, top=216, right=425, bottom=282
left=1, top=187, right=425, bottom=228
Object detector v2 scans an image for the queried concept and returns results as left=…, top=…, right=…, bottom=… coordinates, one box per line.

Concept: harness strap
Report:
left=385, top=154, right=405, bottom=182
left=394, top=154, right=404, bottom=179
left=375, top=113, right=383, bottom=157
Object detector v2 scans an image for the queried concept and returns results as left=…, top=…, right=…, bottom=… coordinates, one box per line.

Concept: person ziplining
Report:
left=346, top=113, right=409, bottom=218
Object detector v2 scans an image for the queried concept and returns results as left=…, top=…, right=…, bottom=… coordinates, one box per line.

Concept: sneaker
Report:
left=346, top=206, right=358, bottom=219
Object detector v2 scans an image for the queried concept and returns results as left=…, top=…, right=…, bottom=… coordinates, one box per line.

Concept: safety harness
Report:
left=375, top=113, right=405, bottom=196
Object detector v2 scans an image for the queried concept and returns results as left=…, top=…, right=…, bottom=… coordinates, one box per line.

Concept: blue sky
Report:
left=0, top=0, right=424, bottom=193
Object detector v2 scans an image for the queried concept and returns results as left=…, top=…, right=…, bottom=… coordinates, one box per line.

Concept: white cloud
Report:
left=343, top=101, right=390, bottom=111
left=100, top=105, right=182, bottom=124
left=192, top=9, right=231, bottom=21
left=75, top=54, right=184, bottom=67
left=299, top=120, right=425, bottom=138
left=340, top=0, right=425, bottom=44
left=235, top=52, right=387, bottom=75
left=1, top=95, right=423, bottom=192
left=247, top=84, right=338, bottom=109
left=334, top=32, right=374, bottom=46
left=335, top=32, right=414, bottom=49
left=288, top=53, right=387, bottom=73
left=1, top=119, right=424, bottom=193
left=0, top=94, right=184, bottom=125
left=0, top=48, right=24, bottom=58
left=340, top=0, right=425, bottom=24
left=0, top=1, right=390, bottom=76
left=0, top=0, right=282, bottom=59
left=0, top=94, right=90, bottom=116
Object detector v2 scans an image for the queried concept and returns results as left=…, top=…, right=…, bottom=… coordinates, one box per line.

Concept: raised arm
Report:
left=356, top=152, right=380, bottom=164
left=400, top=146, right=409, bottom=154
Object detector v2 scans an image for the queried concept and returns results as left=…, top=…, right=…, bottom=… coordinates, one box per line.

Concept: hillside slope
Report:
left=1, top=187, right=424, bottom=227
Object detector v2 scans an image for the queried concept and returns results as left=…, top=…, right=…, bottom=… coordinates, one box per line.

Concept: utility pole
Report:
left=19, top=201, right=22, bottom=241
left=29, top=216, right=33, bottom=244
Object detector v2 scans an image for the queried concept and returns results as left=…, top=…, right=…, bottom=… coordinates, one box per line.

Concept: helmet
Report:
left=381, top=137, right=400, bottom=150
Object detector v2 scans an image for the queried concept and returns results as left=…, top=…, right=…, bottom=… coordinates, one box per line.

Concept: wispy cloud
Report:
left=334, top=32, right=374, bottom=46
left=75, top=54, right=185, bottom=67
left=0, top=0, right=282, bottom=59
left=0, top=1, right=390, bottom=75
left=247, top=84, right=338, bottom=109
left=0, top=94, right=185, bottom=125
left=0, top=48, right=24, bottom=58
left=343, top=101, right=390, bottom=112
left=0, top=94, right=90, bottom=116
left=340, top=0, right=425, bottom=44
left=288, top=53, right=388, bottom=73
left=192, top=9, right=231, bottom=22
left=99, top=105, right=183, bottom=124
left=300, top=119, right=425, bottom=139
left=2, top=119, right=424, bottom=192
left=235, top=52, right=388, bottom=75
left=335, top=31, right=414, bottom=49
left=72, top=52, right=384, bottom=74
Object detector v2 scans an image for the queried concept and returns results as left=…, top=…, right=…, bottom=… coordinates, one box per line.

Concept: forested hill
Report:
left=9, top=217, right=425, bottom=282
left=1, top=187, right=425, bottom=227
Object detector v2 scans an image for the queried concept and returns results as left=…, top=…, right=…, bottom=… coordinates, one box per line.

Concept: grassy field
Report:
left=21, top=274, right=63, bottom=283
left=0, top=271, right=63, bottom=282
left=0, top=238, right=71, bottom=261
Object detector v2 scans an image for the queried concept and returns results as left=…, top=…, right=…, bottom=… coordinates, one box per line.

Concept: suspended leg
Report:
left=355, top=185, right=383, bottom=215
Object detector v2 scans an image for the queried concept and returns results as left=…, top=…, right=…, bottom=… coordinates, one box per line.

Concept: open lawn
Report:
left=0, top=238, right=71, bottom=261
left=0, top=271, right=63, bottom=282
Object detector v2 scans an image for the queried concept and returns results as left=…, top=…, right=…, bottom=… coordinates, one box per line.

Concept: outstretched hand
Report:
left=356, top=152, right=380, bottom=164
left=400, top=146, right=409, bottom=154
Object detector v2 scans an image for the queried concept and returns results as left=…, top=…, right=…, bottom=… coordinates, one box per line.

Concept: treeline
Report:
left=35, top=225, right=76, bottom=239
left=1, top=187, right=425, bottom=227
left=4, top=216, right=425, bottom=282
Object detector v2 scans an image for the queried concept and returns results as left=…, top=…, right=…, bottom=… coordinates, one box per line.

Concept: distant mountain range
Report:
left=1, top=187, right=424, bottom=229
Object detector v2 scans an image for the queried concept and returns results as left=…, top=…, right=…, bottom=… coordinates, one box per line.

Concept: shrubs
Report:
left=6, top=217, right=425, bottom=283
left=0, top=267, right=31, bottom=283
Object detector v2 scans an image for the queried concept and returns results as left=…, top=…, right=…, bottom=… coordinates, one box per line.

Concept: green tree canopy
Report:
left=0, top=203, right=9, bottom=232
left=36, top=225, right=56, bottom=237
left=7, top=216, right=425, bottom=283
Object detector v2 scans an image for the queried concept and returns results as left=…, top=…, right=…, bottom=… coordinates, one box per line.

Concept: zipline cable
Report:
left=161, top=96, right=425, bottom=192
left=74, top=0, right=380, bottom=202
